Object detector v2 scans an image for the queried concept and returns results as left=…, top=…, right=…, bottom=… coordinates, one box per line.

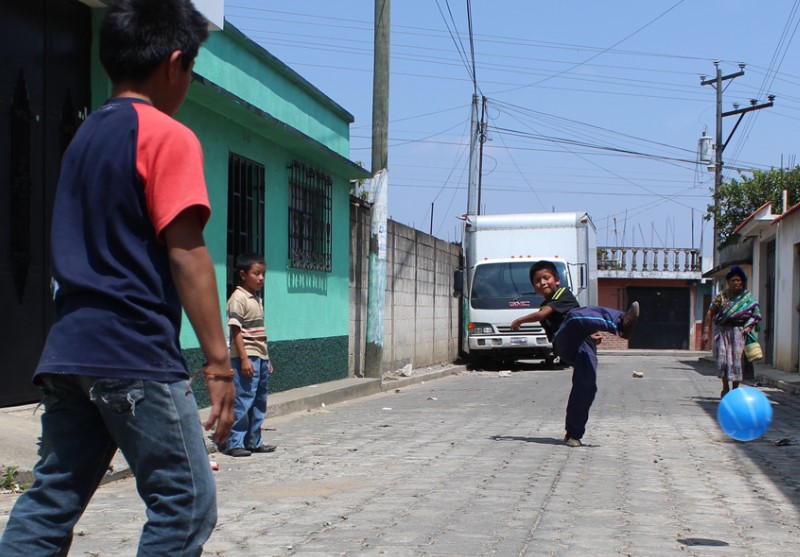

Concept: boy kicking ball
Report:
left=511, top=260, right=639, bottom=447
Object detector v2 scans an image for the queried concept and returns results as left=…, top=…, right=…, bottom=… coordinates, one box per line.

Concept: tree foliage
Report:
left=706, top=166, right=800, bottom=248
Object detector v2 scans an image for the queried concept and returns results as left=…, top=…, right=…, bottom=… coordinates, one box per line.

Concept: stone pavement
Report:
left=1, top=351, right=799, bottom=556
left=0, top=362, right=463, bottom=487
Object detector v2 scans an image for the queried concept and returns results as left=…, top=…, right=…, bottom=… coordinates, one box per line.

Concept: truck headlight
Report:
left=468, top=323, right=494, bottom=335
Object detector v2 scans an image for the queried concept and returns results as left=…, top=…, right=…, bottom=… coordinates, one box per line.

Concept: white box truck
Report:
left=455, top=212, right=598, bottom=367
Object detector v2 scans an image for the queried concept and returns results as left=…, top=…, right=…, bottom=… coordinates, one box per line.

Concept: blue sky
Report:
left=225, top=1, right=800, bottom=256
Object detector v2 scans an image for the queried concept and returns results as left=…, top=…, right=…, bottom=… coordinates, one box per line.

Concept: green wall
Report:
left=195, top=22, right=353, bottom=157
left=87, top=11, right=365, bottom=395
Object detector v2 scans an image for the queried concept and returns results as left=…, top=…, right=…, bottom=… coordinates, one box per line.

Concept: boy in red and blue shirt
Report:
left=0, top=1, right=234, bottom=555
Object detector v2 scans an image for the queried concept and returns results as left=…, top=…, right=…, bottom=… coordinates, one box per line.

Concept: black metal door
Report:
left=625, top=287, right=691, bottom=349
left=0, top=0, right=90, bottom=406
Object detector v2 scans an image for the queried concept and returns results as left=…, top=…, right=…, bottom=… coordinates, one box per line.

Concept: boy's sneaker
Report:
left=225, top=448, right=252, bottom=457
left=619, top=301, right=640, bottom=339
left=564, top=433, right=583, bottom=447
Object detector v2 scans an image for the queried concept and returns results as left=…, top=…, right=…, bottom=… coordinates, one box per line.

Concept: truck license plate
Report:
left=510, top=337, right=528, bottom=345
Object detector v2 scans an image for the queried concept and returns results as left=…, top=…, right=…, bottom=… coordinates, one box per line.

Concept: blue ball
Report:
left=717, top=386, right=773, bottom=441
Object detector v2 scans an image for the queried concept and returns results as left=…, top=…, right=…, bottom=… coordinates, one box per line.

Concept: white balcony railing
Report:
left=598, top=246, right=702, bottom=273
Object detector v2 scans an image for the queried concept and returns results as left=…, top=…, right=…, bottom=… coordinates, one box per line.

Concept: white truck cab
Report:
left=456, top=213, right=597, bottom=367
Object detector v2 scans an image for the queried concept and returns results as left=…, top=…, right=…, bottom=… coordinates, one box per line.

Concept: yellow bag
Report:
left=744, top=331, right=763, bottom=362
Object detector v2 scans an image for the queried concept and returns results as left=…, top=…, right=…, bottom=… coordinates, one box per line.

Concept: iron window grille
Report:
left=288, top=160, right=332, bottom=272
left=227, top=153, right=265, bottom=296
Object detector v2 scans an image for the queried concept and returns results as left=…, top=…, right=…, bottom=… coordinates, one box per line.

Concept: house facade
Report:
left=0, top=0, right=368, bottom=407
left=596, top=246, right=710, bottom=351
left=734, top=201, right=799, bottom=372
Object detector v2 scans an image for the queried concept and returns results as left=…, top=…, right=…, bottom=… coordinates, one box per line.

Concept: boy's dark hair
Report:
left=100, top=0, right=209, bottom=83
left=529, top=260, right=559, bottom=284
left=234, top=253, right=265, bottom=283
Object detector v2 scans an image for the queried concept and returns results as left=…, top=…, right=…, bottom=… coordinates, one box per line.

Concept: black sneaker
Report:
left=225, top=448, right=251, bottom=457
left=247, top=444, right=277, bottom=453
left=619, top=301, right=640, bottom=340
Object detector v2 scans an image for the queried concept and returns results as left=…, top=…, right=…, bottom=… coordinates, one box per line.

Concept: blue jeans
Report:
left=0, top=375, right=216, bottom=557
left=565, top=340, right=599, bottom=440
left=227, top=356, right=270, bottom=450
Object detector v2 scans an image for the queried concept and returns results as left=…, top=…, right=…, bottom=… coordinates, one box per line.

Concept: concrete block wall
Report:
left=350, top=200, right=460, bottom=375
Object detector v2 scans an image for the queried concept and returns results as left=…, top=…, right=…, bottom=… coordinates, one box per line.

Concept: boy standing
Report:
left=0, top=1, right=234, bottom=555
left=511, top=260, right=639, bottom=447
left=225, top=253, right=277, bottom=457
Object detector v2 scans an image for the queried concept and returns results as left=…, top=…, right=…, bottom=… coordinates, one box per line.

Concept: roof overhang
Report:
left=190, top=74, right=370, bottom=181
left=734, top=202, right=777, bottom=238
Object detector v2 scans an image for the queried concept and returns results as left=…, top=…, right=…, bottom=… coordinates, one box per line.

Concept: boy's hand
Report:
left=269, top=360, right=275, bottom=374
left=203, top=362, right=235, bottom=443
left=241, top=357, right=255, bottom=378
left=590, top=332, right=602, bottom=345
left=510, top=319, right=521, bottom=331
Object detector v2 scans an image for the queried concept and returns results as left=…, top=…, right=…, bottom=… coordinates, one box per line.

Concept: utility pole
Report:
left=701, top=61, right=773, bottom=269
left=365, top=0, right=390, bottom=378
left=477, top=96, right=487, bottom=214
left=466, top=93, right=480, bottom=216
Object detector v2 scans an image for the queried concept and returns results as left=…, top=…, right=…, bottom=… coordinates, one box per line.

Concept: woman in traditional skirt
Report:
left=702, top=265, right=762, bottom=397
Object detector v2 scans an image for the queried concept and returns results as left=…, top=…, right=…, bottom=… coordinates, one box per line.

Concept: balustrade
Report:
left=597, top=246, right=701, bottom=273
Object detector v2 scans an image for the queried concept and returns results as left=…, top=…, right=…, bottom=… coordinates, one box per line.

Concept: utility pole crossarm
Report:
left=721, top=100, right=774, bottom=118
left=700, top=70, right=744, bottom=87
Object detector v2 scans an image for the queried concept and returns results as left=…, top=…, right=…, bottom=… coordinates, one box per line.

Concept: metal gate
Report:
left=625, top=287, right=691, bottom=350
left=0, top=0, right=91, bottom=406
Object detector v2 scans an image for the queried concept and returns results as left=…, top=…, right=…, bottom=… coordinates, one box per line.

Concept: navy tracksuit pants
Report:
left=552, top=306, right=625, bottom=440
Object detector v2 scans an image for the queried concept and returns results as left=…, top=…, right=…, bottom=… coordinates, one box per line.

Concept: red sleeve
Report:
left=134, top=103, right=210, bottom=241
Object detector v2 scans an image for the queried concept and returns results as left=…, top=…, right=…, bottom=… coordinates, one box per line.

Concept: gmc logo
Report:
left=508, top=300, right=530, bottom=308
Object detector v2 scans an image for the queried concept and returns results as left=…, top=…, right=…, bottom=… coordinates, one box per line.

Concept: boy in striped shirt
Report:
left=225, top=253, right=276, bottom=457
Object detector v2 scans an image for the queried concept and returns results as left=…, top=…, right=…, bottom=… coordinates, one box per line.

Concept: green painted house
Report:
left=0, top=0, right=370, bottom=407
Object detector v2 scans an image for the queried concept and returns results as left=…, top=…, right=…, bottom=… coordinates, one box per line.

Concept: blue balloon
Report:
left=717, top=386, right=773, bottom=441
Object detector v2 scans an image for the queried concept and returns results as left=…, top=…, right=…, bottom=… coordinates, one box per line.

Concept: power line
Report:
left=488, top=0, right=689, bottom=95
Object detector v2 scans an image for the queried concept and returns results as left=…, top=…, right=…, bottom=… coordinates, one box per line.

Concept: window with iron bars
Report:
left=227, top=153, right=265, bottom=297
left=288, top=160, right=332, bottom=272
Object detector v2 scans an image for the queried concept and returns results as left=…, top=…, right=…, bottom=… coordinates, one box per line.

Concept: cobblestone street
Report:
left=2, top=354, right=799, bottom=556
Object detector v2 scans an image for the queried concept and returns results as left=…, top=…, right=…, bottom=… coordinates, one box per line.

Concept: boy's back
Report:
left=39, top=97, right=208, bottom=381
left=0, top=1, right=235, bottom=554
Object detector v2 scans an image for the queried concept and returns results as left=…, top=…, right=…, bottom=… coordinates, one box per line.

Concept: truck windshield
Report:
left=470, top=261, right=569, bottom=310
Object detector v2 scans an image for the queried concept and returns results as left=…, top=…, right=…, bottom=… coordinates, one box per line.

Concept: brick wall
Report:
left=350, top=200, right=460, bottom=375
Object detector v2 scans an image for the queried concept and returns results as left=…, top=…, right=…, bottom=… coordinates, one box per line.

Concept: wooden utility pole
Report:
left=701, top=61, right=773, bottom=268
left=365, top=0, right=390, bottom=378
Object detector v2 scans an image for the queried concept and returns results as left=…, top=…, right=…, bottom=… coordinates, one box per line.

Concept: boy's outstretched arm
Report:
left=510, top=306, right=554, bottom=331
left=163, top=207, right=235, bottom=443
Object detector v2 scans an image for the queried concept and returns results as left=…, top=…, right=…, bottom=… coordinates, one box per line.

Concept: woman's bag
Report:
left=744, top=331, right=763, bottom=362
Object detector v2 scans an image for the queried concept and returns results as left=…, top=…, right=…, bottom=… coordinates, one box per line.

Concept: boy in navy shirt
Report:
left=511, top=260, right=639, bottom=447
left=0, top=1, right=234, bottom=554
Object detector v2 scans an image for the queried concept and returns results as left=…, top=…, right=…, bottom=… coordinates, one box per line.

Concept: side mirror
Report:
left=453, top=268, right=463, bottom=297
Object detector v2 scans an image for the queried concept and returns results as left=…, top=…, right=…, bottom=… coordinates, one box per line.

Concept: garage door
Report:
left=625, top=287, right=690, bottom=349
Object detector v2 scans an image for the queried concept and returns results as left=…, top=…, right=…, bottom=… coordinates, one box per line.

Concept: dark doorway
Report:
left=764, top=241, right=775, bottom=365
left=0, top=0, right=91, bottom=406
left=626, top=287, right=691, bottom=349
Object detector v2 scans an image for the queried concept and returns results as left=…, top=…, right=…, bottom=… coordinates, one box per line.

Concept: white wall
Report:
left=774, top=216, right=800, bottom=371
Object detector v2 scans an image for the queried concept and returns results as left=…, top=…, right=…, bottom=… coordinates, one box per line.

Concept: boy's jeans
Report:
left=552, top=306, right=624, bottom=440
left=228, top=356, right=270, bottom=450
left=0, top=374, right=216, bottom=557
